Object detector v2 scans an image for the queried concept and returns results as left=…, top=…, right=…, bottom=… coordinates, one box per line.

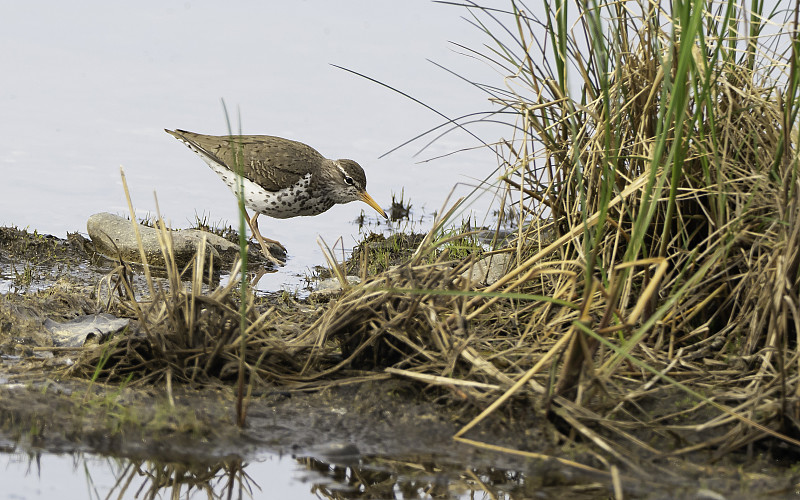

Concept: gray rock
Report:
left=87, top=212, right=204, bottom=266
left=87, top=212, right=243, bottom=267
left=462, top=253, right=512, bottom=285
left=87, top=213, right=285, bottom=267
left=313, top=442, right=361, bottom=460
left=309, top=275, right=361, bottom=301
left=182, top=228, right=285, bottom=263
left=45, top=313, right=130, bottom=347
left=181, top=228, right=244, bottom=260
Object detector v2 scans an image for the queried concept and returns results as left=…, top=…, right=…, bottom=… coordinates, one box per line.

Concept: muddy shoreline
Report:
left=1, top=226, right=798, bottom=499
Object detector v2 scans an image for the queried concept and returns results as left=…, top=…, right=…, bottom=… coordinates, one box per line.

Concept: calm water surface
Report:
left=2, top=452, right=312, bottom=500
left=0, top=1, right=526, bottom=497
left=0, top=449, right=542, bottom=499
left=0, top=1, right=511, bottom=292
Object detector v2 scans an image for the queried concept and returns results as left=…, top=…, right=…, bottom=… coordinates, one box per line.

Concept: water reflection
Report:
left=4, top=452, right=285, bottom=500
left=108, top=457, right=252, bottom=499
left=2, top=449, right=606, bottom=500
left=300, top=456, right=531, bottom=499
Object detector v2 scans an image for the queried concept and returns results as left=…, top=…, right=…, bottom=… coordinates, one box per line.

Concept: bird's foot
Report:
left=258, top=235, right=287, bottom=254
left=251, top=234, right=286, bottom=266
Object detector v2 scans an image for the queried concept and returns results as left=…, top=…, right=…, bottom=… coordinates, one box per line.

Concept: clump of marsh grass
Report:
left=411, top=0, right=800, bottom=463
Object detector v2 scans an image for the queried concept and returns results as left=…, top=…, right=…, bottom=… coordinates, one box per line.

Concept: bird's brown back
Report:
left=166, top=129, right=327, bottom=192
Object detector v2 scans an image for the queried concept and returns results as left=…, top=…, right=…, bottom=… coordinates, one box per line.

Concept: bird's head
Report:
left=328, top=159, right=387, bottom=219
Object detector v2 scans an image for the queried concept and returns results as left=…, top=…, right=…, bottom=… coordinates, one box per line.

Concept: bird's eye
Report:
left=344, top=175, right=355, bottom=186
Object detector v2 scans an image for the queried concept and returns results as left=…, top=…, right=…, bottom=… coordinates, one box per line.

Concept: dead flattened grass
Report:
left=65, top=0, right=800, bottom=478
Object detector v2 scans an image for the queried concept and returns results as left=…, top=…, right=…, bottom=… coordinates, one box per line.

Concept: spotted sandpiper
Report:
left=165, top=129, right=387, bottom=264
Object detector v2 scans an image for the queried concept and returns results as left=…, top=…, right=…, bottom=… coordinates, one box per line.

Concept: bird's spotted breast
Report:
left=210, top=167, right=333, bottom=219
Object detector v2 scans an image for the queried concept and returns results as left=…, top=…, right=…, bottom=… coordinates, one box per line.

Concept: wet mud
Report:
left=1, top=227, right=798, bottom=499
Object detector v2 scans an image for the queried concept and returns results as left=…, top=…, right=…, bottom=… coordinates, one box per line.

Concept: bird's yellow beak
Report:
left=359, top=190, right=388, bottom=219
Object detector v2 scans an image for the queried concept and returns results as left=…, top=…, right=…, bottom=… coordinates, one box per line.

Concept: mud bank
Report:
left=1, top=227, right=798, bottom=499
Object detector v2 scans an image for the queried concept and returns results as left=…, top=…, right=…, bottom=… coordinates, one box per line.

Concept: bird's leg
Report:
left=248, top=212, right=286, bottom=250
left=244, top=210, right=286, bottom=264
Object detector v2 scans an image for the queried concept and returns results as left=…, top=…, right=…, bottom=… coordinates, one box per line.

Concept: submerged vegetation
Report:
left=4, top=0, right=800, bottom=494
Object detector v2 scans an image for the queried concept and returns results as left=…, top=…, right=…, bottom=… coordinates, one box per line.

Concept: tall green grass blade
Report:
left=221, top=99, right=250, bottom=427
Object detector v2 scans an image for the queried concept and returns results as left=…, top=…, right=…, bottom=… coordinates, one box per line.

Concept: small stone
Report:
left=313, top=442, right=361, bottom=460
left=462, top=253, right=512, bottom=286
left=87, top=212, right=216, bottom=267
left=309, top=276, right=361, bottom=301
left=44, top=313, right=130, bottom=347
